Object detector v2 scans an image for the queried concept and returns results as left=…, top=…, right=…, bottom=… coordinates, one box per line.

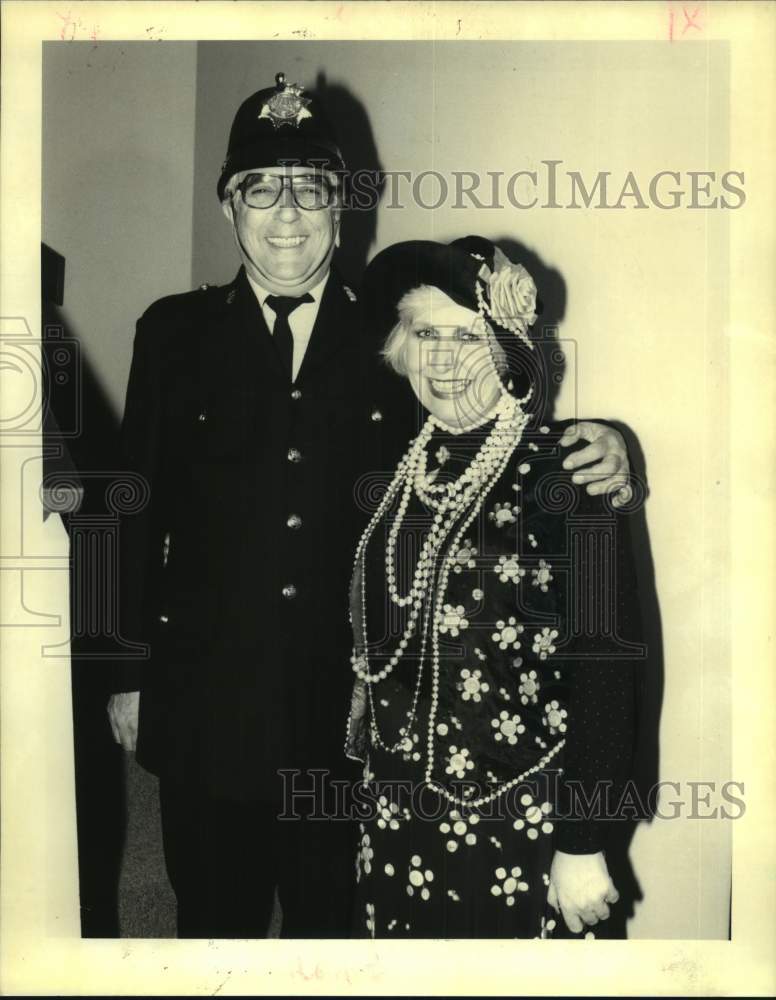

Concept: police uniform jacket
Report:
left=117, top=265, right=398, bottom=802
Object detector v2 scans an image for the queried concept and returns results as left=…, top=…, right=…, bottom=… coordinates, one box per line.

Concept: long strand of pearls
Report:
left=350, top=393, right=532, bottom=758
left=350, top=394, right=524, bottom=685
left=384, top=395, right=525, bottom=610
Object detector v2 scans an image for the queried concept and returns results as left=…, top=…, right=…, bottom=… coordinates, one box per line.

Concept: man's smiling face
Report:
left=222, top=165, right=341, bottom=295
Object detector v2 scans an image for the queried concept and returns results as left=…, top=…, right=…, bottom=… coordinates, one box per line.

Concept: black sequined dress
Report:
left=346, top=412, right=642, bottom=939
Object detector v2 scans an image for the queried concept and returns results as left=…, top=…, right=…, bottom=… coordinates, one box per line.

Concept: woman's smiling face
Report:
left=401, top=288, right=506, bottom=430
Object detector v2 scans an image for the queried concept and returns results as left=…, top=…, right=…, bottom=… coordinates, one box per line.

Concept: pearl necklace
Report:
left=384, top=396, right=527, bottom=610
left=349, top=393, right=530, bottom=754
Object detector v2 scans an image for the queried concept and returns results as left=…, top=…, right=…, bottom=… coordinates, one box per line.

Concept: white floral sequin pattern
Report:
left=445, top=745, right=475, bottom=779
left=376, top=796, right=402, bottom=831
left=439, top=808, right=480, bottom=852
left=518, top=669, right=540, bottom=704
left=357, top=827, right=374, bottom=881
left=439, top=604, right=469, bottom=636
left=494, top=555, right=525, bottom=584
left=406, top=855, right=434, bottom=900
left=491, top=617, right=524, bottom=650
left=531, top=559, right=554, bottom=592
left=488, top=502, right=520, bottom=527
left=450, top=539, right=478, bottom=573
left=398, top=728, right=422, bottom=762
left=458, top=667, right=490, bottom=702
left=513, top=793, right=554, bottom=840
left=365, top=902, right=375, bottom=936
left=491, top=710, right=525, bottom=745
left=490, top=866, right=529, bottom=906
left=435, top=445, right=450, bottom=466
left=542, top=700, right=568, bottom=734
left=532, top=627, right=558, bottom=659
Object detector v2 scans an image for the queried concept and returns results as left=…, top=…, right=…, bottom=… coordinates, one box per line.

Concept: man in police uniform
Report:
left=108, top=74, right=631, bottom=938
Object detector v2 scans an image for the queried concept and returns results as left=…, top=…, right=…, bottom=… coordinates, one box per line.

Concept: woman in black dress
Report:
left=345, top=236, right=643, bottom=939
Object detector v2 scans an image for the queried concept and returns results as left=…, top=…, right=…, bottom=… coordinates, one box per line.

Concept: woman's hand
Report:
left=559, top=421, right=632, bottom=506
left=547, top=850, right=619, bottom=933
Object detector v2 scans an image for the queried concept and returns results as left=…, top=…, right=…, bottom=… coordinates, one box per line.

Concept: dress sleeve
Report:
left=553, top=497, right=644, bottom=854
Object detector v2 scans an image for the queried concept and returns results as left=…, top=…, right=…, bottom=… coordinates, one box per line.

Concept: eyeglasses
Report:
left=235, top=173, right=336, bottom=210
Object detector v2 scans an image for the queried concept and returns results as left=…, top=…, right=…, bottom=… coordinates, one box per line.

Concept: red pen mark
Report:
left=667, top=4, right=702, bottom=42
left=296, top=958, right=323, bottom=981
left=56, top=9, right=77, bottom=40
left=682, top=5, right=702, bottom=35
left=56, top=9, right=99, bottom=42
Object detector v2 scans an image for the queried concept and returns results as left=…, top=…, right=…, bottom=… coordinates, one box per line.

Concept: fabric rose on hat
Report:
left=476, top=246, right=538, bottom=348
left=489, top=263, right=537, bottom=329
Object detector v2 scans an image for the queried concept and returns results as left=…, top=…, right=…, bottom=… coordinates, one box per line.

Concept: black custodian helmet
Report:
left=217, top=72, right=346, bottom=200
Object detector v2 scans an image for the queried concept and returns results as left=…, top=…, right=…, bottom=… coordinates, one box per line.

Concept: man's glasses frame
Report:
left=234, top=172, right=337, bottom=211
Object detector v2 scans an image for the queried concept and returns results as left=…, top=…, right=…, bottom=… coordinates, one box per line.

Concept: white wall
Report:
left=194, top=40, right=732, bottom=940
left=42, top=41, right=198, bottom=414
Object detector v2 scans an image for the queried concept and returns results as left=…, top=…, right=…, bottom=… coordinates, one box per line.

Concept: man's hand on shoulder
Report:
left=107, top=691, right=140, bottom=751
left=559, top=421, right=632, bottom=507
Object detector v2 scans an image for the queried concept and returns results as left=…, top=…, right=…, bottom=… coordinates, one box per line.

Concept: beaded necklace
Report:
left=349, top=392, right=530, bottom=755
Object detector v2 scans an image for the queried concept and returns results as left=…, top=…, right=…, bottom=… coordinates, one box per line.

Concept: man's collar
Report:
left=245, top=269, right=329, bottom=307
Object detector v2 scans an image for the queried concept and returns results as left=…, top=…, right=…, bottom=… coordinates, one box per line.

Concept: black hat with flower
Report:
left=363, top=236, right=541, bottom=396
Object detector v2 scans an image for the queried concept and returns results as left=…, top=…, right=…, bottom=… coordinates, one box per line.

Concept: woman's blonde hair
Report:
left=381, top=284, right=506, bottom=378
left=381, top=285, right=456, bottom=376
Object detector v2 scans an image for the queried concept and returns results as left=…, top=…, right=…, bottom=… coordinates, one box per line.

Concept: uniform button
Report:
left=198, top=412, right=207, bottom=422
left=371, top=409, right=383, bottom=422
left=291, top=389, right=302, bottom=400
left=286, top=514, right=302, bottom=529
left=281, top=584, right=297, bottom=600
left=159, top=614, right=169, bottom=624
left=287, top=448, right=302, bottom=463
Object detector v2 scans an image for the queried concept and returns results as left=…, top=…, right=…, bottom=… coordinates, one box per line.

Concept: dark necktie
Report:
left=265, top=293, right=313, bottom=378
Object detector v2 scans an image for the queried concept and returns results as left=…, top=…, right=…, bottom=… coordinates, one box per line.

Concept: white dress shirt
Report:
left=246, top=271, right=329, bottom=382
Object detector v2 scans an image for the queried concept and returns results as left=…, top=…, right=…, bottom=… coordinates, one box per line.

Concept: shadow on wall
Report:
left=498, top=238, right=664, bottom=939
left=603, top=421, right=664, bottom=936
left=43, top=292, right=126, bottom=937
left=497, top=236, right=568, bottom=423
left=42, top=244, right=174, bottom=937
left=312, top=72, right=385, bottom=288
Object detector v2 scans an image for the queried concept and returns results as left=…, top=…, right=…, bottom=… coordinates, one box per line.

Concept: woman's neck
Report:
left=426, top=391, right=512, bottom=436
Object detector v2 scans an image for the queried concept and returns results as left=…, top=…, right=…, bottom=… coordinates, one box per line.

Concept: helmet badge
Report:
left=258, top=72, right=312, bottom=128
